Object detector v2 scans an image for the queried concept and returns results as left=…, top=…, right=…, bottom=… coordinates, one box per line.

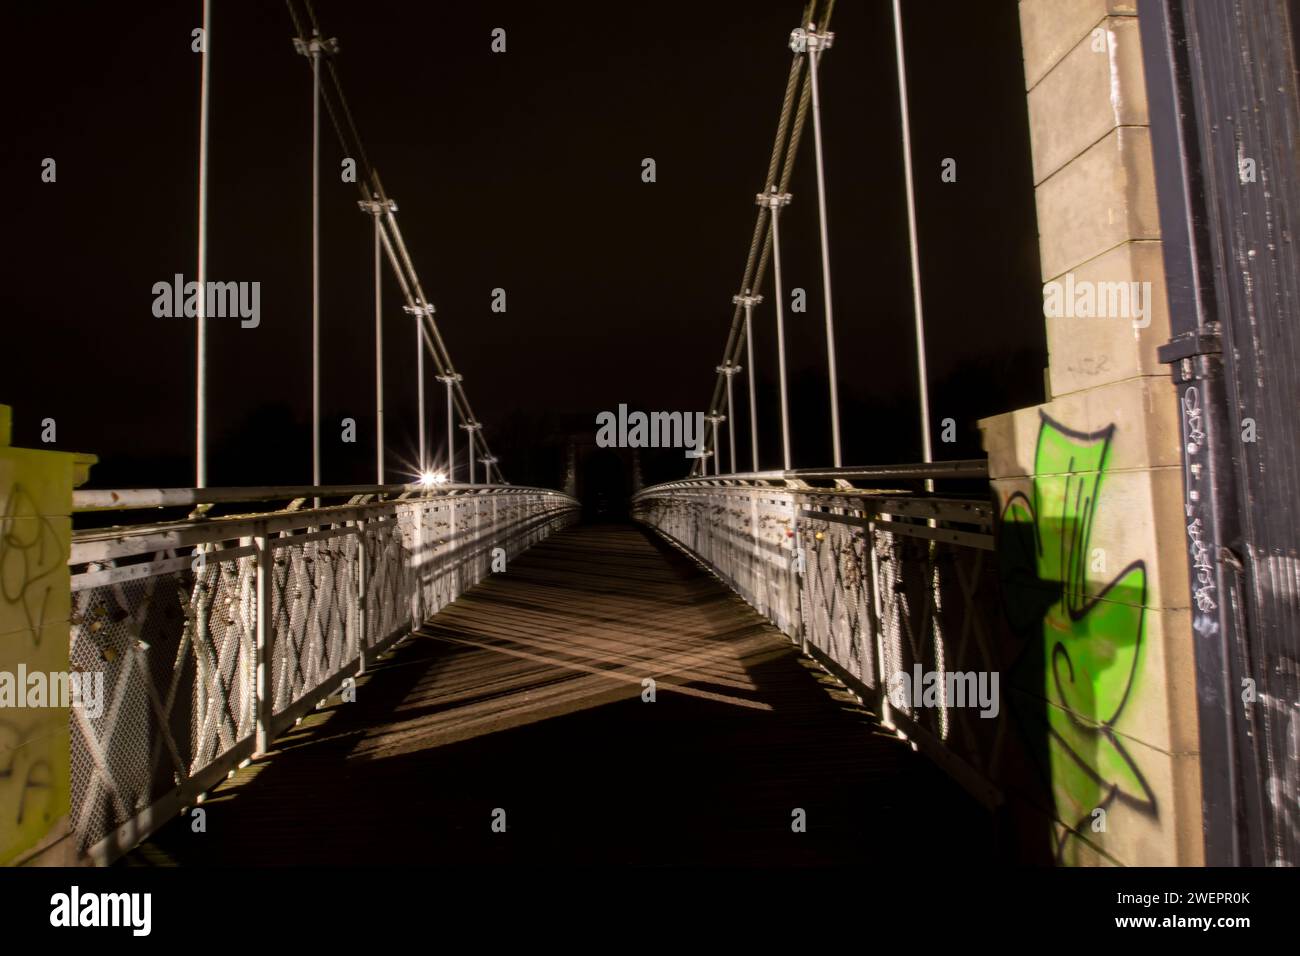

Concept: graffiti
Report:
left=0, top=482, right=66, bottom=647
left=999, top=411, right=1155, bottom=863
left=1180, top=387, right=1218, bottom=615
left=1186, top=516, right=1217, bottom=613
left=0, top=470, right=72, bottom=862
left=0, top=721, right=54, bottom=827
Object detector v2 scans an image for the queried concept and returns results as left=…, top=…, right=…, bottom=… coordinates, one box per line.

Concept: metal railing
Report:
left=632, top=464, right=1004, bottom=808
left=67, top=483, right=578, bottom=863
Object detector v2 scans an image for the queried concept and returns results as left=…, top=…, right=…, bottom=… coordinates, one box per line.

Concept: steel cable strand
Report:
left=284, top=0, right=504, bottom=478
left=695, top=0, right=836, bottom=474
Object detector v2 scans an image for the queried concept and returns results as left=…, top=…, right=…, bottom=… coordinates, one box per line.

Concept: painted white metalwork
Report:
left=732, top=291, right=763, bottom=472
left=196, top=0, right=211, bottom=489
left=891, top=0, right=933, bottom=471
left=633, top=472, right=1004, bottom=809
left=794, top=20, right=842, bottom=468
left=755, top=189, right=794, bottom=470
left=67, top=484, right=578, bottom=864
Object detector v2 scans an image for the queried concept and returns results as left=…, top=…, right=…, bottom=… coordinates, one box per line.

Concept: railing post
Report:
left=254, top=530, right=274, bottom=756
left=356, top=519, right=368, bottom=675
left=750, top=491, right=764, bottom=616
left=447, top=490, right=458, bottom=600
left=374, top=213, right=383, bottom=483
left=793, top=515, right=808, bottom=654
left=867, top=518, right=892, bottom=728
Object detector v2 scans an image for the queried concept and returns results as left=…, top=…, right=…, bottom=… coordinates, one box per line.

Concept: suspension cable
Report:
left=692, top=0, right=837, bottom=476
left=285, top=0, right=503, bottom=481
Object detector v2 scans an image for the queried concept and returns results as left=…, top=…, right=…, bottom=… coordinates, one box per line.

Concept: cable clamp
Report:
left=790, top=24, right=833, bottom=54
left=358, top=198, right=397, bottom=215
left=293, top=34, right=339, bottom=58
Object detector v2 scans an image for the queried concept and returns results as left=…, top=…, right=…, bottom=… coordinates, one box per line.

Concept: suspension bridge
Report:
left=3, top=0, right=1297, bottom=872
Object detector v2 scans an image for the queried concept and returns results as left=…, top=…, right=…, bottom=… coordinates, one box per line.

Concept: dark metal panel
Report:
left=1140, top=0, right=1300, bottom=867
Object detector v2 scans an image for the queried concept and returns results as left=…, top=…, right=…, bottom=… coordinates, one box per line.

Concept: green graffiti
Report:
left=999, top=412, right=1154, bottom=862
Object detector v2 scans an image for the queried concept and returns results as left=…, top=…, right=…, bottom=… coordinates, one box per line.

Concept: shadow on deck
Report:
left=128, top=523, right=994, bottom=865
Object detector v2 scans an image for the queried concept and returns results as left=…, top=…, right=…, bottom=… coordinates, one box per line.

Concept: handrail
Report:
left=67, top=483, right=579, bottom=864
left=73, top=482, right=567, bottom=513
left=635, top=459, right=988, bottom=498
left=632, top=465, right=1005, bottom=810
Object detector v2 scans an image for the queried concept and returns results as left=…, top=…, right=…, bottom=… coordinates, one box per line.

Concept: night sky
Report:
left=6, top=1, right=1045, bottom=492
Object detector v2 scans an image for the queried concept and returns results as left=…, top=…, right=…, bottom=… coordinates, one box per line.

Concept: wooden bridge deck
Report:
left=129, top=523, right=993, bottom=866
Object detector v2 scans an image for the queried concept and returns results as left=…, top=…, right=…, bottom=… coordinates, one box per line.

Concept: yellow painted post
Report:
left=0, top=405, right=95, bottom=865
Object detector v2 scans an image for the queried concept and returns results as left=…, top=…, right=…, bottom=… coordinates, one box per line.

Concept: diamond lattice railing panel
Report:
left=633, top=483, right=1001, bottom=785
left=67, top=492, right=579, bottom=857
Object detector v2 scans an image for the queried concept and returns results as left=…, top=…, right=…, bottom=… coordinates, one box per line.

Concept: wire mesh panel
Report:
left=638, top=487, right=803, bottom=638
left=69, top=544, right=257, bottom=858
left=799, top=515, right=875, bottom=687
left=874, top=527, right=1001, bottom=764
left=70, top=566, right=195, bottom=860
left=192, top=551, right=257, bottom=765
left=269, top=533, right=361, bottom=716
left=928, top=538, right=1003, bottom=779
left=67, top=487, right=578, bottom=861
left=874, top=526, right=943, bottom=729
left=422, top=499, right=457, bottom=617
left=361, top=516, right=412, bottom=650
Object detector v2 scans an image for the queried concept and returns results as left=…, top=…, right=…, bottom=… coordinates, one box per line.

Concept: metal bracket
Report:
left=755, top=188, right=792, bottom=209
left=790, top=25, right=834, bottom=54
left=358, top=198, right=397, bottom=216
left=292, top=34, right=339, bottom=58
left=1158, top=322, right=1222, bottom=383
left=732, top=292, right=764, bottom=307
